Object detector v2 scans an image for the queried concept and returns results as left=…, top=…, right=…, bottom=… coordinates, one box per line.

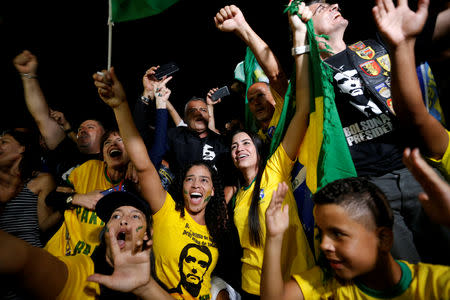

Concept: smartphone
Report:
left=154, top=62, right=179, bottom=80
left=101, top=184, right=126, bottom=196
left=211, top=86, right=230, bottom=102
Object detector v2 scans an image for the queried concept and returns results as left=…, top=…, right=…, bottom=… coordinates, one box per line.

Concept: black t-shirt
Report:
left=325, top=49, right=405, bottom=176
left=165, top=127, right=231, bottom=180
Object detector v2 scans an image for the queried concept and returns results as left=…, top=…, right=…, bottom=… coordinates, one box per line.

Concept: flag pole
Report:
left=107, top=0, right=113, bottom=70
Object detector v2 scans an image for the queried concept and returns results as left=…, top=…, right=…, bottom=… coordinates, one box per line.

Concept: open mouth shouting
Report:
left=108, top=148, right=123, bottom=158
left=333, top=12, right=341, bottom=20
left=116, top=229, right=127, bottom=249
left=189, top=192, right=204, bottom=205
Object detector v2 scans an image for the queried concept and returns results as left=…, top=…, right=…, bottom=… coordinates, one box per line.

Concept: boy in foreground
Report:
left=261, top=178, right=450, bottom=299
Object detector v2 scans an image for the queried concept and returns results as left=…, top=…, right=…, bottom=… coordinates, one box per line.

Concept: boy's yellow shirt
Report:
left=292, top=260, right=450, bottom=299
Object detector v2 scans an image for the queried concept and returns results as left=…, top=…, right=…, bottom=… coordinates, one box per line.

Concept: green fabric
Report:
left=111, top=0, right=180, bottom=22
left=243, top=47, right=262, bottom=134
left=242, top=47, right=295, bottom=158
left=355, top=261, right=412, bottom=298
left=285, top=0, right=356, bottom=191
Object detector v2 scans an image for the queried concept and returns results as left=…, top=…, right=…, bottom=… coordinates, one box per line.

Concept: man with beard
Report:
left=168, top=243, right=213, bottom=299
left=164, top=97, right=229, bottom=180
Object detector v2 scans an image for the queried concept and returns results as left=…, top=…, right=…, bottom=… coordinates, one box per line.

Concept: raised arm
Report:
left=165, top=99, right=184, bottom=127
left=281, top=3, right=311, bottom=161
left=206, top=87, right=221, bottom=134
left=214, top=5, right=288, bottom=97
left=93, top=68, right=166, bottom=213
left=148, top=77, right=172, bottom=169
left=403, top=148, right=450, bottom=227
left=49, top=109, right=77, bottom=144
left=261, top=182, right=304, bottom=300
left=133, top=66, right=160, bottom=147
left=13, top=51, right=65, bottom=150
left=373, top=0, right=448, bottom=159
left=0, top=229, right=68, bottom=299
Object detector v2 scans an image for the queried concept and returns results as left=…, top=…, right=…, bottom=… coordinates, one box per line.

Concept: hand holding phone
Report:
left=154, top=62, right=179, bottom=80
left=210, top=86, right=230, bottom=102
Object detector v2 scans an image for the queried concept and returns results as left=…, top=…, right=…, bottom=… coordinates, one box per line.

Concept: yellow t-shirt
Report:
left=56, top=254, right=100, bottom=300
left=257, top=87, right=284, bottom=143
left=234, top=145, right=315, bottom=295
left=428, top=130, right=450, bottom=181
left=152, top=193, right=219, bottom=300
left=45, top=160, right=114, bottom=257
left=293, top=261, right=450, bottom=299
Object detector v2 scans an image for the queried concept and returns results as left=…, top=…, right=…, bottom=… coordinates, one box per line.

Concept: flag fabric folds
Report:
left=286, top=1, right=357, bottom=194
left=111, top=0, right=180, bottom=22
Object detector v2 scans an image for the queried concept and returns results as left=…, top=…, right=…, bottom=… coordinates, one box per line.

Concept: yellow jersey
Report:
left=152, top=193, right=219, bottom=300
left=56, top=254, right=99, bottom=300
left=257, top=87, right=284, bottom=143
left=45, top=160, right=114, bottom=257
left=293, top=260, right=450, bottom=299
left=234, top=145, right=315, bottom=295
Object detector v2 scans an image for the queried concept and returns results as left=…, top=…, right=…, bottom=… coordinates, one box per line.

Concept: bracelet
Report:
left=291, top=45, right=310, bottom=56
left=20, top=73, right=38, bottom=79
left=21, top=73, right=37, bottom=79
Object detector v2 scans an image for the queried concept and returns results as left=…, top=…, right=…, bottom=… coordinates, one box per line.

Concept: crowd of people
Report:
left=1, top=0, right=450, bottom=299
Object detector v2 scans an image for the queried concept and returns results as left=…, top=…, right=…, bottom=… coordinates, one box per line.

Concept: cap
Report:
left=95, top=191, right=151, bottom=223
left=234, top=60, right=270, bottom=85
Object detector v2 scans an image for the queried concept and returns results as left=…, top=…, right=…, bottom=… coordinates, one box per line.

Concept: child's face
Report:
left=315, top=203, right=379, bottom=281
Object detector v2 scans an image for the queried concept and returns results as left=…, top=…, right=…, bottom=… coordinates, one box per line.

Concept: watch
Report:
left=66, top=195, right=74, bottom=205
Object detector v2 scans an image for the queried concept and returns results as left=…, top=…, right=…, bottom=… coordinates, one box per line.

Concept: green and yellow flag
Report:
left=111, top=0, right=180, bottom=22
left=286, top=1, right=357, bottom=193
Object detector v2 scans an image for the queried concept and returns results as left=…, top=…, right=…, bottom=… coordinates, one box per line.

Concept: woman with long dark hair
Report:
left=227, top=5, right=316, bottom=297
left=93, top=69, right=230, bottom=300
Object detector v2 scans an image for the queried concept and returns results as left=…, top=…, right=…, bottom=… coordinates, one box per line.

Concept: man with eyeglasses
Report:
left=304, top=0, right=450, bottom=266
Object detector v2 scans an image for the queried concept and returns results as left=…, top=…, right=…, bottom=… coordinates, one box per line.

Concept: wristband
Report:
left=291, top=45, right=310, bottom=56
left=20, top=73, right=38, bottom=79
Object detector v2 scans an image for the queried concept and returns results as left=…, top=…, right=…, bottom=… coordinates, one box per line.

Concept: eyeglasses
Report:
left=187, top=107, right=208, bottom=114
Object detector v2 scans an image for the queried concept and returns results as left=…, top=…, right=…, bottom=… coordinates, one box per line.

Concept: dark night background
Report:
left=1, top=0, right=448, bottom=132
